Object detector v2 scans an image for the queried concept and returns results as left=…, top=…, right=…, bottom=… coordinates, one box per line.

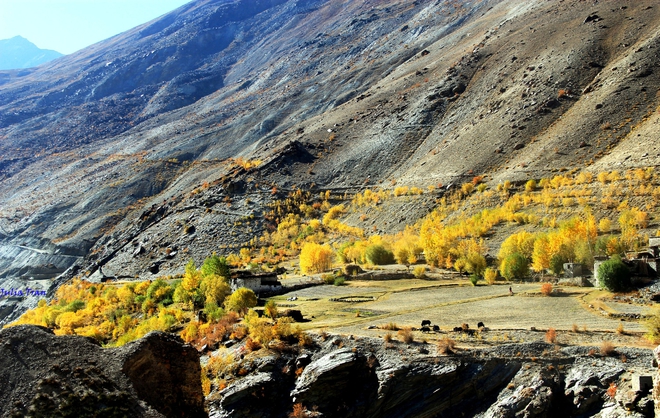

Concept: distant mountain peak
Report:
left=0, top=36, right=63, bottom=70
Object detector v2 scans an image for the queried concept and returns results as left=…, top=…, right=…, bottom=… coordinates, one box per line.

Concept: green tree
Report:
left=201, top=254, right=230, bottom=278
left=549, top=254, right=567, bottom=277
left=598, top=256, right=631, bottom=292
left=500, top=252, right=529, bottom=281
left=365, top=244, right=395, bottom=265
left=224, top=287, right=257, bottom=315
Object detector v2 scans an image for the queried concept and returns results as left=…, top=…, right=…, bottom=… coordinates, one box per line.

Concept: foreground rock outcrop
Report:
left=0, top=325, right=205, bottom=417
left=208, top=337, right=656, bottom=418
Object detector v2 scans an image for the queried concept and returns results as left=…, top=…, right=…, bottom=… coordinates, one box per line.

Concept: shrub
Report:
left=469, top=274, right=480, bottom=286
left=289, top=403, right=309, bottom=418
left=606, top=382, right=617, bottom=399
left=616, top=322, right=625, bottom=335
left=545, top=328, right=557, bottom=344
left=264, top=300, right=278, bottom=319
left=384, top=332, right=393, bottom=343
left=525, top=179, right=536, bottom=192
left=540, top=283, right=553, bottom=296
left=333, top=277, right=346, bottom=286
left=365, top=244, right=395, bottom=265
left=382, top=322, right=399, bottom=331
left=437, top=337, right=456, bottom=355
left=413, top=266, right=426, bottom=279
left=500, top=253, right=529, bottom=281
left=398, top=327, right=414, bottom=343
left=321, top=273, right=335, bottom=285
left=598, top=256, right=631, bottom=292
left=600, top=341, right=616, bottom=356
left=245, top=337, right=262, bottom=352
left=483, top=268, right=498, bottom=285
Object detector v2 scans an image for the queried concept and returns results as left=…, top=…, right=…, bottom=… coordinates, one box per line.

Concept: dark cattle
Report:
left=432, top=325, right=440, bottom=332
left=477, top=322, right=485, bottom=329
left=421, top=320, right=431, bottom=327
left=421, top=326, right=430, bottom=333
left=453, top=327, right=463, bottom=332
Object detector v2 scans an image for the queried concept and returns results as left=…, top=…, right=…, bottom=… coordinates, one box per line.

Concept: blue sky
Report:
left=0, top=0, right=192, bottom=54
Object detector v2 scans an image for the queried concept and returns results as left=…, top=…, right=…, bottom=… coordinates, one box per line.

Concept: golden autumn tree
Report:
left=299, top=242, right=334, bottom=274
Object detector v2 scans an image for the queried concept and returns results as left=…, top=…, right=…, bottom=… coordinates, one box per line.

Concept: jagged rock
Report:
left=0, top=325, right=204, bottom=417
left=564, top=359, right=625, bottom=415
left=217, top=372, right=277, bottom=417
left=480, top=364, right=561, bottom=418
left=291, top=348, right=379, bottom=417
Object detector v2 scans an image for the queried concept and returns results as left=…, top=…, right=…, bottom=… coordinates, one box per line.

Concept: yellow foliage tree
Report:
left=299, top=242, right=334, bottom=274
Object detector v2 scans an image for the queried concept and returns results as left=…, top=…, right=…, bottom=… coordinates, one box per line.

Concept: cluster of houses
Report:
left=554, top=237, right=659, bottom=287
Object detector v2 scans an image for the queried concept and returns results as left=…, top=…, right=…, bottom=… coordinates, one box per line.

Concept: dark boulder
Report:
left=0, top=325, right=204, bottom=418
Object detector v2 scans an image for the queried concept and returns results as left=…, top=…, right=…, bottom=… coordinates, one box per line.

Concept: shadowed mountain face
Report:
left=0, top=36, right=63, bottom=70
left=1, top=0, right=660, bottom=321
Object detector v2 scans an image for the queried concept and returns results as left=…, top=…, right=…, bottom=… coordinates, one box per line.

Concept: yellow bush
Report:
left=484, top=268, right=498, bottom=285
left=322, top=205, right=346, bottom=225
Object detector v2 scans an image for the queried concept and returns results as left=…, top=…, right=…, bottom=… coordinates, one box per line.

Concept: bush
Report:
left=365, top=244, right=395, bottom=265
left=333, top=277, right=346, bottom=286
left=398, top=327, right=414, bottom=343
left=600, top=341, right=616, bottom=356
left=382, top=322, right=399, bottom=331
left=484, top=268, right=498, bottom=285
left=469, top=274, right=480, bottom=286
left=321, top=273, right=335, bottom=285
left=598, top=256, right=631, bottom=292
left=545, top=328, right=557, bottom=344
left=413, top=266, right=426, bottom=279
left=500, top=253, right=529, bottom=281
left=540, top=283, right=553, bottom=296
left=437, top=337, right=456, bottom=355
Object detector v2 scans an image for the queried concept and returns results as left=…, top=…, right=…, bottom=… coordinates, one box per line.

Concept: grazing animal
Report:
left=477, top=321, right=485, bottom=329
left=453, top=326, right=463, bottom=332
left=461, top=323, right=469, bottom=331
left=421, top=319, right=431, bottom=327
left=432, top=325, right=440, bottom=332
left=421, top=326, right=430, bottom=333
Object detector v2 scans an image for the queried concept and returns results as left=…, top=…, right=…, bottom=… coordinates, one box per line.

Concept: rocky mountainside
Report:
left=0, top=36, right=63, bottom=70
left=1, top=0, right=660, bottom=322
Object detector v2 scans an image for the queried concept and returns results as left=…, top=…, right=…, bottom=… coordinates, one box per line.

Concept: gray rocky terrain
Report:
left=2, top=0, right=660, bottom=323
left=2, top=324, right=658, bottom=418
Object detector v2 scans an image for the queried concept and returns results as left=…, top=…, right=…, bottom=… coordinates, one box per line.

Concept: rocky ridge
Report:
left=208, top=335, right=656, bottom=417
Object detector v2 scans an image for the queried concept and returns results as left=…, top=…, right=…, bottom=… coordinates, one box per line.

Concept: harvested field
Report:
left=273, top=278, right=654, bottom=348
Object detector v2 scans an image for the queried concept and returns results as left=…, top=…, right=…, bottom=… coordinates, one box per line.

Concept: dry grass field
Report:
left=273, top=277, right=654, bottom=348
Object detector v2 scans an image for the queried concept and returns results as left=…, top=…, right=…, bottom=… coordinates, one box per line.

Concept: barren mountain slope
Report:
left=1, top=0, right=659, bottom=321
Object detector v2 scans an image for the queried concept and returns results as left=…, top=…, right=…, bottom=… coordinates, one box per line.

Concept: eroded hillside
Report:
left=1, top=0, right=660, bottom=321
